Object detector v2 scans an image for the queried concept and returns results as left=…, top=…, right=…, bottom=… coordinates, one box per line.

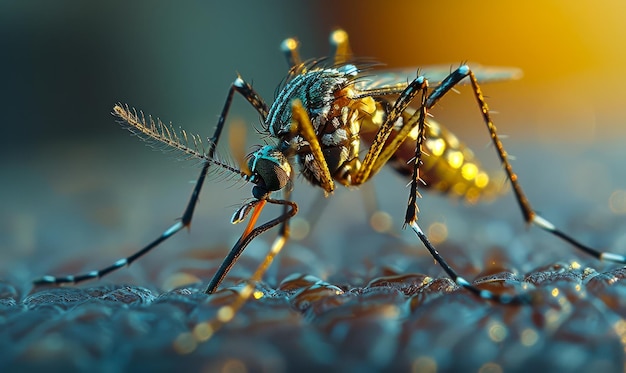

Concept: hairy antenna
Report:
left=113, top=103, right=208, bottom=159
left=113, top=103, right=251, bottom=182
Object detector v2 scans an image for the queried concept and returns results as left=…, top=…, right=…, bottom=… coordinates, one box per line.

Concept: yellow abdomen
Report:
left=360, top=103, right=507, bottom=204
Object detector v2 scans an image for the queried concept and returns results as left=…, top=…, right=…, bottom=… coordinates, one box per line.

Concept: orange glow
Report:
left=330, top=1, right=626, bottom=141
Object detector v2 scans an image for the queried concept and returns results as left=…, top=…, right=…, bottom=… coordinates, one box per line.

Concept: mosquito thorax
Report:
left=248, top=145, right=292, bottom=199
left=264, top=64, right=369, bottom=188
left=267, top=64, right=358, bottom=138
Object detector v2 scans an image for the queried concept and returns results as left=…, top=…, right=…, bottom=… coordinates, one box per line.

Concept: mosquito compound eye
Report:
left=248, top=146, right=292, bottom=199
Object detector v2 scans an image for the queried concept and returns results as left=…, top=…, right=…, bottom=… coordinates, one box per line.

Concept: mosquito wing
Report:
left=355, top=63, right=522, bottom=94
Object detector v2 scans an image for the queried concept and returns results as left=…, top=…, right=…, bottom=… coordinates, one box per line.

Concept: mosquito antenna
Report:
left=113, top=104, right=252, bottom=182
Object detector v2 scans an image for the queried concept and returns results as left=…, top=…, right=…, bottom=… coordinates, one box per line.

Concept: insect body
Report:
left=258, top=63, right=363, bottom=194
left=35, top=30, right=626, bottom=316
left=357, top=84, right=502, bottom=203
left=267, top=49, right=504, bottom=202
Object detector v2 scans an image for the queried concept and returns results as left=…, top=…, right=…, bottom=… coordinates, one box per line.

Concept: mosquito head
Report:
left=248, top=145, right=292, bottom=199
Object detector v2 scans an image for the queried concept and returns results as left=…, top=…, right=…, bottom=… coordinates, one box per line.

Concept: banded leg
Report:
left=464, top=69, right=626, bottom=264
left=174, top=198, right=297, bottom=350
left=402, top=75, right=531, bottom=304
left=371, top=67, right=476, bottom=173
left=353, top=76, right=430, bottom=185
left=406, top=65, right=623, bottom=304
left=205, top=189, right=296, bottom=294
left=34, top=77, right=270, bottom=286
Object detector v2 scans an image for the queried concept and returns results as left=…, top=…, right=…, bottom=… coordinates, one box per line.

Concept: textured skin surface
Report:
left=2, top=137, right=626, bottom=373
left=4, top=233, right=626, bottom=372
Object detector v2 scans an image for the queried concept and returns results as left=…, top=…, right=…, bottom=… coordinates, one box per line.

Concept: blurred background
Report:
left=1, top=1, right=625, bottom=287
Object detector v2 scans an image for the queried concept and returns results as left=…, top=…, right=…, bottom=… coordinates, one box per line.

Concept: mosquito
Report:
left=34, top=30, right=625, bottom=312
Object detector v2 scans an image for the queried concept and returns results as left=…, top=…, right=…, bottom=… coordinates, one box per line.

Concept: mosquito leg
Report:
left=254, top=188, right=294, bottom=291
left=281, top=28, right=353, bottom=71
left=404, top=64, right=621, bottom=303
left=34, top=77, right=270, bottom=286
left=32, top=220, right=189, bottom=286
left=175, top=198, right=297, bottom=350
left=281, top=37, right=302, bottom=69
left=403, top=87, right=428, bottom=227
left=354, top=76, right=429, bottom=185
left=205, top=198, right=297, bottom=294
left=463, top=69, right=626, bottom=263
left=403, top=83, right=532, bottom=304
left=205, top=199, right=267, bottom=293
left=408, top=221, right=532, bottom=304
left=329, top=29, right=353, bottom=65
left=277, top=187, right=293, bottom=247
left=399, top=66, right=480, bottom=221
left=291, top=99, right=335, bottom=194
